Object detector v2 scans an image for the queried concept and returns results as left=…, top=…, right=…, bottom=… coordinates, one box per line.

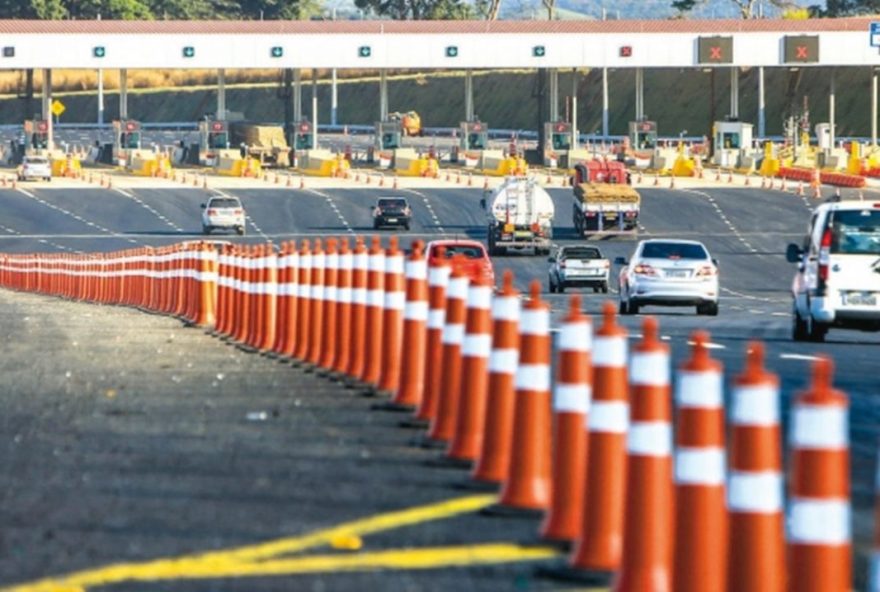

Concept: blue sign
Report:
left=871, top=22, right=880, bottom=47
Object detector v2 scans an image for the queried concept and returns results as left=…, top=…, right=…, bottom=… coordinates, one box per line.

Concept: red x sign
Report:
left=796, top=45, right=808, bottom=58
left=710, top=46, right=722, bottom=60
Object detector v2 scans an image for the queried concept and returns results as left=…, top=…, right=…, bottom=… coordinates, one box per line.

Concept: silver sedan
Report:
left=617, top=239, right=719, bottom=316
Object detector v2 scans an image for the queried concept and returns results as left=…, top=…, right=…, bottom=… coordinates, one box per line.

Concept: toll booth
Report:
left=23, top=120, right=50, bottom=154
left=113, top=119, right=142, bottom=164
left=628, top=120, right=657, bottom=151
left=375, top=120, right=403, bottom=152
left=546, top=121, right=573, bottom=152
left=294, top=119, right=314, bottom=151
left=711, top=120, right=753, bottom=168
left=197, top=119, right=231, bottom=165
left=460, top=120, right=489, bottom=152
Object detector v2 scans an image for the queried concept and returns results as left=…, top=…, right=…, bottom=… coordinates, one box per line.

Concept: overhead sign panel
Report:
left=872, top=22, right=880, bottom=48
left=697, top=36, right=733, bottom=64
left=784, top=35, right=819, bottom=63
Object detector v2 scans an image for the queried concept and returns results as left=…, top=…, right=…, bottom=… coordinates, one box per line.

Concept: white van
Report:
left=787, top=197, right=880, bottom=342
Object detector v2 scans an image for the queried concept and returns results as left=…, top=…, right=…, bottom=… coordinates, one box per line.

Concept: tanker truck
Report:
left=482, top=176, right=555, bottom=256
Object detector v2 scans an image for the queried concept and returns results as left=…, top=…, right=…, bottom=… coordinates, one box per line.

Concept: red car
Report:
left=426, top=239, right=495, bottom=285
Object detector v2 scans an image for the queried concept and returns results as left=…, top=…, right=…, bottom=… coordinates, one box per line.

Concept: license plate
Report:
left=514, top=231, right=532, bottom=238
left=386, top=218, right=397, bottom=222
left=666, top=270, right=689, bottom=278
left=845, top=291, right=877, bottom=306
left=604, top=213, right=618, bottom=219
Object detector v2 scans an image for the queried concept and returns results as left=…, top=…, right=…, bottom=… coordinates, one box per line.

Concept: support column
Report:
left=602, top=67, right=609, bottom=138
left=571, top=69, right=579, bottom=150
left=119, top=68, right=128, bottom=120
left=635, top=67, right=643, bottom=121
left=41, top=69, right=53, bottom=150
left=379, top=69, right=389, bottom=121
left=758, top=66, right=765, bottom=138
left=97, top=68, right=104, bottom=126
left=465, top=69, right=474, bottom=121
left=549, top=68, right=559, bottom=121
left=217, top=69, right=226, bottom=121
left=730, top=67, right=739, bottom=119
left=829, top=68, right=836, bottom=151
left=293, top=69, right=302, bottom=122
left=872, top=68, right=878, bottom=147
left=331, top=68, right=338, bottom=127
left=311, top=69, right=318, bottom=148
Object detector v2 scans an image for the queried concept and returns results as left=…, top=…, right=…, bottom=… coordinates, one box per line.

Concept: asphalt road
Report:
left=0, top=175, right=878, bottom=589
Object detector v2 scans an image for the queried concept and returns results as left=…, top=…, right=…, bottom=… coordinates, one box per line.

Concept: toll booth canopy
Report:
left=295, top=120, right=313, bottom=150
left=462, top=121, right=488, bottom=151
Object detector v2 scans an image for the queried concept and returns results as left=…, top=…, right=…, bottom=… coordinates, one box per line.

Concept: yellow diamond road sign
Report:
left=51, top=99, right=65, bottom=117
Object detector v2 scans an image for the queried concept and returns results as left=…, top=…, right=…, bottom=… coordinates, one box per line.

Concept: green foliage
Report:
left=353, top=0, right=474, bottom=19
left=0, top=0, right=318, bottom=20
left=816, top=0, right=880, bottom=16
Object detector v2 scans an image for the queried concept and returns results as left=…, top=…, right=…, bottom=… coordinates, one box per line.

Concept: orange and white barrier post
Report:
left=257, top=244, right=278, bottom=351
left=445, top=273, right=494, bottom=462
left=318, top=238, right=339, bottom=370
left=387, top=241, right=429, bottom=409
left=426, top=259, right=469, bottom=444
left=374, top=236, right=406, bottom=396
left=193, top=242, right=218, bottom=328
left=672, top=331, right=727, bottom=592
left=613, top=316, right=673, bottom=592
left=570, top=301, right=629, bottom=575
left=293, top=240, right=312, bottom=362
left=787, top=357, right=850, bottom=592
left=272, top=241, right=298, bottom=356
left=727, top=342, right=784, bottom=592
left=331, top=237, right=353, bottom=377
left=357, top=236, right=386, bottom=387
left=304, top=239, right=326, bottom=366
left=541, top=294, right=592, bottom=542
left=498, top=281, right=552, bottom=511
left=471, top=270, right=520, bottom=486
left=413, top=248, right=451, bottom=424
left=344, top=237, right=369, bottom=380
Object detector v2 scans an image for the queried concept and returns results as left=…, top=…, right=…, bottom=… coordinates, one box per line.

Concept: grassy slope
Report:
left=0, top=67, right=870, bottom=138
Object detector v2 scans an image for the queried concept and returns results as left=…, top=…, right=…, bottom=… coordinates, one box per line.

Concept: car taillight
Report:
left=602, top=260, right=610, bottom=268
left=633, top=263, right=657, bottom=276
left=586, top=212, right=597, bottom=218
left=373, top=207, right=380, bottom=216
left=234, top=209, right=243, bottom=215
left=696, top=265, right=717, bottom=277
left=818, top=227, right=832, bottom=283
left=559, top=261, right=566, bottom=268
left=207, top=209, right=217, bottom=216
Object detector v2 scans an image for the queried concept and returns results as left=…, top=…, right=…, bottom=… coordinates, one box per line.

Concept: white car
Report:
left=17, top=156, right=52, bottom=182
left=548, top=245, right=610, bottom=293
left=201, top=195, right=246, bottom=235
left=788, top=197, right=880, bottom=342
left=617, top=239, right=719, bottom=316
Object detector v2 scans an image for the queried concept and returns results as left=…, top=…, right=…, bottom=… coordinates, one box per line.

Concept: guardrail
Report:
left=0, top=236, right=864, bottom=590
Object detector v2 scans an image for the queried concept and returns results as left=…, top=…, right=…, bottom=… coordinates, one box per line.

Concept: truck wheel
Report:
left=792, top=307, right=808, bottom=341
left=549, top=279, right=556, bottom=293
left=558, top=283, right=565, bottom=293
left=202, top=225, right=211, bottom=235
left=237, top=226, right=246, bottom=236
left=618, top=300, right=629, bottom=315
left=806, top=314, right=827, bottom=343
left=601, top=282, right=609, bottom=294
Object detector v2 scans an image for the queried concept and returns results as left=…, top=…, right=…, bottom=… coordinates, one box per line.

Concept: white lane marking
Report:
left=113, top=188, right=184, bottom=233
left=678, top=188, right=770, bottom=260
left=686, top=340, right=726, bottom=349
left=771, top=312, right=789, bottom=317
left=0, top=221, right=77, bottom=253
left=780, top=353, right=823, bottom=361
left=301, top=188, right=354, bottom=235
left=399, top=188, right=446, bottom=234
left=721, top=286, right=786, bottom=304
left=15, top=186, right=138, bottom=245
left=213, top=189, right=274, bottom=242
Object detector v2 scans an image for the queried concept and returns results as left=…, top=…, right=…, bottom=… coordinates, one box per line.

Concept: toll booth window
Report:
left=468, top=133, right=484, bottom=150
left=208, top=132, right=228, bottom=149
left=121, top=133, right=140, bottom=149
left=295, top=134, right=313, bottom=150
left=638, top=134, right=655, bottom=149
left=552, top=134, right=571, bottom=151
left=722, top=133, right=740, bottom=149
left=383, top=133, right=399, bottom=149
left=31, top=134, right=47, bottom=149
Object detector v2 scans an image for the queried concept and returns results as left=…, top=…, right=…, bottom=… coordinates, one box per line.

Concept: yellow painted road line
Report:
left=4, top=494, right=499, bottom=592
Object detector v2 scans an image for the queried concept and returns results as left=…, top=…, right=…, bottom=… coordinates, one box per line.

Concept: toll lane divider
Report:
left=0, top=238, right=861, bottom=590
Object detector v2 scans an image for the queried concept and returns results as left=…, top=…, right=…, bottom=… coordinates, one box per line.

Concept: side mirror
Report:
left=614, top=256, right=627, bottom=265
left=712, top=258, right=719, bottom=267
left=200, top=203, right=206, bottom=209
left=785, top=243, right=803, bottom=263
left=479, top=198, right=487, bottom=210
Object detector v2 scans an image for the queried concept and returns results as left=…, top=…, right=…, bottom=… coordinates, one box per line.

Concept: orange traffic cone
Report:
left=497, top=281, right=552, bottom=511
left=470, top=270, right=520, bottom=485
left=330, top=237, right=352, bottom=376
left=426, top=258, right=470, bottom=443
left=192, top=242, right=218, bottom=328
left=612, top=316, right=673, bottom=592
left=787, top=357, right=850, bottom=592
left=373, top=236, right=405, bottom=396
left=540, top=294, right=592, bottom=542
left=569, top=301, right=629, bottom=578
left=305, top=239, right=326, bottom=367
left=318, top=238, right=339, bottom=369
left=257, top=244, right=279, bottom=351
left=727, top=342, right=784, bottom=592
left=356, top=236, right=385, bottom=387
left=445, top=273, right=494, bottom=462
left=292, top=240, right=313, bottom=362
left=386, top=241, right=429, bottom=409
left=672, top=331, right=728, bottom=592
left=344, top=237, right=369, bottom=380
left=271, top=241, right=296, bottom=355
left=412, top=248, right=451, bottom=424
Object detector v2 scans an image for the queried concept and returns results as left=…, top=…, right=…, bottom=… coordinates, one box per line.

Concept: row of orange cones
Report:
left=0, top=237, right=863, bottom=591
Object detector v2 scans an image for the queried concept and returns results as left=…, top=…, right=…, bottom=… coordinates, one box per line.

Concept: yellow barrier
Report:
left=51, top=156, right=82, bottom=178
left=671, top=155, right=696, bottom=177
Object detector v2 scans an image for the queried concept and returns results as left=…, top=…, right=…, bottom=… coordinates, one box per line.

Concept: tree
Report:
left=65, top=0, right=155, bottom=19
left=474, top=0, right=502, bottom=19
left=815, top=0, right=880, bottom=16
left=542, top=0, right=555, bottom=19
left=672, top=0, right=798, bottom=18
left=353, top=0, right=475, bottom=19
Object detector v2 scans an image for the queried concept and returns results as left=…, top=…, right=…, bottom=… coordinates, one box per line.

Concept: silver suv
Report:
left=787, top=197, right=880, bottom=342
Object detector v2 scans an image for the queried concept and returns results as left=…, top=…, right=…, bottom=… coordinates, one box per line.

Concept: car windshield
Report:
left=378, top=199, right=407, bottom=209
left=830, top=209, right=880, bottom=255
left=25, top=158, right=48, bottom=165
left=440, top=245, right=484, bottom=259
left=208, top=198, right=241, bottom=209
left=641, top=242, right=708, bottom=260
left=561, top=247, right=601, bottom=260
